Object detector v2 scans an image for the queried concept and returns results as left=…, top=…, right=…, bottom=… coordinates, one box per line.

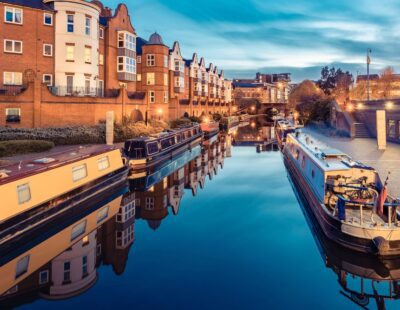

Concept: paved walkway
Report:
left=304, top=128, right=400, bottom=197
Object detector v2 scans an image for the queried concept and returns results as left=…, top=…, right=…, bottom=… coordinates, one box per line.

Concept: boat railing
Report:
left=337, top=195, right=400, bottom=226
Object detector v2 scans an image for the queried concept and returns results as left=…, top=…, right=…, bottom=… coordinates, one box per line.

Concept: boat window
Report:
left=176, top=134, right=181, bottom=143
left=17, top=183, right=31, bottom=204
left=15, top=255, right=30, bottom=279
left=147, top=141, right=159, bottom=155
left=312, top=170, right=315, bottom=178
left=301, top=156, right=306, bottom=169
left=71, top=220, right=87, bottom=241
left=97, top=156, right=110, bottom=171
left=97, top=205, right=109, bottom=223
left=295, top=149, right=300, bottom=160
left=72, top=164, right=87, bottom=182
left=161, top=139, right=170, bottom=149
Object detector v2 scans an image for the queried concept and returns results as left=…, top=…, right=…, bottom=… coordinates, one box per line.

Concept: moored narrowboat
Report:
left=219, top=116, right=239, bottom=133
left=0, top=145, right=129, bottom=233
left=200, top=120, right=220, bottom=143
left=275, top=119, right=298, bottom=148
left=284, top=131, right=400, bottom=257
left=123, top=123, right=203, bottom=172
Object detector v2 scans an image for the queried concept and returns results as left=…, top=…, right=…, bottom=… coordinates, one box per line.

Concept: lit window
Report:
left=43, top=43, right=52, bottom=56
left=6, top=108, right=21, bottom=123
left=4, top=40, right=22, bottom=54
left=117, top=31, right=135, bottom=50
left=72, top=164, right=87, bottom=182
left=39, top=270, right=49, bottom=284
left=99, top=27, right=104, bottom=39
left=149, top=91, right=155, bottom=103
left=67, top=14, right=74, bottom=33
left=15, top=255, right=30, bottom=279
left=97, top=205, right=109, bottom=223
left=164, top=55, right=168, bottom=67
left=164, top=73, right=168, bottom=86
left=147, top=54, right=155, bottom=66
left=71, top=220, right=87, bottom=241
left=97, top=156, right=110, bottom=170
left=146, top=72, right=155, bottom=85
left=43, top=13, right=52, bottom=25
left=137, top=74, right=141, bottom=82
left=66, top=45, right=74, bottom=61
left=85, top=77, right=90, bottom=95
left=84, top=46, right=92, bottom=63
left=164, top=91, right=168, bottom=103
left=99, top=54, right=104, bottom=65
left=85, top=16, right=91, bottom=36
left=17, top=183, right=31, bottom=204
left=5, top=7, right=22, bottom=24
left=43, top=74, right=53, bottom=86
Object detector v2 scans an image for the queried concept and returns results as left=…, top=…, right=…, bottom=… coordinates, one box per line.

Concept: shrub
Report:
left=0, top=140, right=54, bottom=157
left=169, top=118, right=192, bottom=129
left=114, top=121, right=168, bottom=142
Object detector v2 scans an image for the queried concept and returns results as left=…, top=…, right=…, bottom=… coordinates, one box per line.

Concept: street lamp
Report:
left=157, top=108, right=163, bottom=120
left=386, top=101, right=394, bottom=110
left=251, top=122, right=256, bottom=128
left=346, top=103, right=354, bottom=112
left=357, top=102, right=364, bottom=110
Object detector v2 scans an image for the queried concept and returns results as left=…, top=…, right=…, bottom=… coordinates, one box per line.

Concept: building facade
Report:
left=0, top=0, right=232, bottom=128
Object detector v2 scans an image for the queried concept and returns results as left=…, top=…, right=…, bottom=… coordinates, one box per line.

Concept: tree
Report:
left=288, top=80, right=323, bottom=109
left=317, top=66, right=353, bottom=102
left=379, top=66, right=395, bottom=99
left=296, top=99, right=332, bottom=125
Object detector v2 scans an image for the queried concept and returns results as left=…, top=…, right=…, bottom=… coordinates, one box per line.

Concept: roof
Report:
left=233, top=82, right=264, bottom=88
left=1, top=0, right=54, bottom=11
left=184, top=59, right=192, bottom=67
left=136, top=37, right=148, bottom=55
left=147, top=32, right=164, bottom=45
left=99, top=16, right=108, bottom=26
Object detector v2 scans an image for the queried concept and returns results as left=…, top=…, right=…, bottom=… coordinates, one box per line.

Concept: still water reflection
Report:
left=1, top=135, right=400, bottom=309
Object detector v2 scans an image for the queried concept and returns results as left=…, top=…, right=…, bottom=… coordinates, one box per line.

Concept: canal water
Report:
left=1, top=140, right=399, bottom=309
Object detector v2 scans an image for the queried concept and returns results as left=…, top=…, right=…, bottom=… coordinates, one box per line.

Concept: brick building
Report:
left=0, top=0, right=232, bottom=128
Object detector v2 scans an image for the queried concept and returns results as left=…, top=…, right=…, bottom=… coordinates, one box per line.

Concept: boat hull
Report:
left=283, top=150, right=400, bottom=257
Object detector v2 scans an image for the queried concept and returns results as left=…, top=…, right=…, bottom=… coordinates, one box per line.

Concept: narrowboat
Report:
left=284, top=131, right=400, bottom=257
left=200, top=120, right=220, bottom=143
left=0, top=145, right=129, bottom=233
left=123, top=123, right=203, bottom=172
left=275, top=119, right=298, bottom=148
left=219, top=116, right=239, bottom=133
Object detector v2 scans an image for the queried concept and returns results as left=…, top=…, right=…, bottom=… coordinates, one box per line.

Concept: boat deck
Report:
left=0, top=145, right=119, bottom=185
left=344, top=206, right=386, bottom=227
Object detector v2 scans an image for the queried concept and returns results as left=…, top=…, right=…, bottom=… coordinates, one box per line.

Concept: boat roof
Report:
left=277, top=120, right=297, bottom=130
left=288, top=131, right=373, bottom=172
left=0, top=145, right=119, bottom=185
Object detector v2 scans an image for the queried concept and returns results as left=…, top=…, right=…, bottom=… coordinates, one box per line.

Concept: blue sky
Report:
left=105, top=0, right=400, bottom=82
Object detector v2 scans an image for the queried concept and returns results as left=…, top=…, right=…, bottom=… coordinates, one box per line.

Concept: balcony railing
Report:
left=48, top=86, right=120, bottom=98
left=0, top=85, right=27, bottom=96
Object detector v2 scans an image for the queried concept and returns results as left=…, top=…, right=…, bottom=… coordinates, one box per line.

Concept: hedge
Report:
left=0, top=140, right=54, bottom=157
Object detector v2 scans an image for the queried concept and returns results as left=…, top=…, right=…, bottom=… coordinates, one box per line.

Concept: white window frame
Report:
left=117, top=31, right=135, bottom=51
left=164, top=55, right=168, bottom=68
left=4, top=6, right=23, bottom=25
left=97, top=205, right=109, bottom=224
left=117, top=56, right=136, bottom=74
left=149, top=91, right=155, bottom=103
left=85, top=16, right=91, bottom=36
left=43, top=43, right=53, bottom=57
left=39, top=270, right=49, bottom=284
left=137, top=74, right=142, bottom=82
left=97, top=156, right=110, bottom=171
left=71, top=220, right=87, bottom=241
left=43, top=13, right=52, bottom=26
left=84, top=46, right=92, bottom=63
left=67, top=14, right=74, bottom=33
left=137, top=56, right=141, bottom=64
left=72, top=164, right=87, bottom=182
left=99, top=27, right=104, bottom=39
left=4, top=39, right=22, bottom=54
left=42, top=74, right=53, bottom=86
left=66, top=45, right=74, bottom=61
left=17, top=183, right=31, bottom=204
left=147, top=54, right=155, bottom=66
left=146, top=72, right=155, bottom=85
left=4, top=72, right=22, bottom=85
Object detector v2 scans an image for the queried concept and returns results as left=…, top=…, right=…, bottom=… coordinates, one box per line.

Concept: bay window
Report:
left=117, top=56, right=136, bottom=73
left=118, top=31, right=135, bottom=51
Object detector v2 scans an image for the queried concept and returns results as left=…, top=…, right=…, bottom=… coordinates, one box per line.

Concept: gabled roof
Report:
left=1, top=0, right=54, bottom=11
left=199, top=57, right=206, bottom=68
left=184, top=59, right=192, bottom=67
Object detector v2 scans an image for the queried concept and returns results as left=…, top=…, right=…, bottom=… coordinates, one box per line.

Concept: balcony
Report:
left=0, top=85, right=27, bottom=96
left=118, top=48, right=136, bottom=58
left=48, top=86, right=120, bottom=98
left=174, top=86, right=185, bottom=93
left=179, top=99, right=190, bottom=105
left=118, top=72, right=136, bottom=82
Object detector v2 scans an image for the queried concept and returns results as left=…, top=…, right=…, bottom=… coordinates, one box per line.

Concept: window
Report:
left=164, top=73, right=168, bottom=86
left=85, top=77, right=90, bottom=95
left=66, top=75, right=73, bottom=94
left=97, top=156, right=109, bottom=170
left=117, top=56, right=135, bottom=73
left=388, top=120, right=396, bottom=138
left=115, top=224, right=134, bottom=248
left=174, top=60, right=182, bottom=72
left=71, top=220, right=87, bottom=241
left=4, top=40, right=22, bottom=54
left=43, top=74, right=53, bottom=86
left=6, top=108, right=21, bottom=123
left=67, top=14, right=74, bottom=32
left=85, top=16, right=91, bottom=36
left=17, top=183, right=31, bottom=204
left=5, top=7, right=22, bottom=24
left=99, top=54, right=104, bottom=65
left=39, top=270, right=49, bottom=284
left=164, top=55, right=168, bottom=67
left=84, top=46, right=92, bottom=63
left=43, top=13, right=52, bottom=25
left=66, top=45, right=74, bottom=61
left=145, top=197, right=155, bottom=210
left=164, top=91, right=168, bottom=103
left=72, top=164, right=87, bottom=182
left=147, top=54, right=155, bottom=66
left=137, top=56, right=141, bottom=63
left=63, top=261, right=71, bottom=282
left=137, top=74, right=141, bottom=82
left=98, top=80, right=104, bottom=96
left=97, top=206, right=109, bottom=223
left=149, top=91, right=155, bottom=103
left=117, top=31, right=135, bottom=50
left=82, top=256, right=88, bottom=277
left=174, top=76, right=184, bottom=87
left=15, top=255, right=30, bottom=279
left=43, top=43, right=52, bottom=56
left=146, top=72, right=155, bottom=85
left=99, top=27, right=104, bottom=39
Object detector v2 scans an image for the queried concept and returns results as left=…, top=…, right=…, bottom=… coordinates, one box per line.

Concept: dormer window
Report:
left=118, top=31, right=135, bottom=51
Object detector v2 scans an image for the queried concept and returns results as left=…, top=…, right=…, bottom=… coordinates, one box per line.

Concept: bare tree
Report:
left=379, top=66, right=395, bottom=99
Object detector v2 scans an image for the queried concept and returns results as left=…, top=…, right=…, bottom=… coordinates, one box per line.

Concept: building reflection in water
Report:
left=0, top=135, right=230, bottom=307
left=287, top=169, right=400, bottom=310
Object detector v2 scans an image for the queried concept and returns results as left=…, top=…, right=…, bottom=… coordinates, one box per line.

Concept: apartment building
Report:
left=0, top=0, right=232, bottom=127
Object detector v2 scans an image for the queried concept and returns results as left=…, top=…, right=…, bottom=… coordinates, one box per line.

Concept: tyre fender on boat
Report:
left=373, top=236, right=389, bottom=255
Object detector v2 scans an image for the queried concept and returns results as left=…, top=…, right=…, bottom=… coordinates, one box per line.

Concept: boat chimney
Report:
left=306, top=137, right=310, bottom=144
left=106, top=111, right=114, bottom=145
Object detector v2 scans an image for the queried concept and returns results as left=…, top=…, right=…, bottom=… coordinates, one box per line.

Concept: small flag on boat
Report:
left=376, top=186, right=388, bottom=215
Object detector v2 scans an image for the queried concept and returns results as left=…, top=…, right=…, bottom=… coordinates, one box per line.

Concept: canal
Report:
left=1, top=141, right=399, bottom=309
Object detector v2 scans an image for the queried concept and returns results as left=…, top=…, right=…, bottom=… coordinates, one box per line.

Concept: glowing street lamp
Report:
left=251, top=122, right=256, bottom=128
left=386, top=101, right=394, bottom=109
left=203, top=116, right=210, bottom=124
left=157, top=108, right=163, bottom=120
left=251, top=106, right=256, bottom=112
left=357, top=102, right=364, bottom=110
left=346, top=103, right=354, bottom=112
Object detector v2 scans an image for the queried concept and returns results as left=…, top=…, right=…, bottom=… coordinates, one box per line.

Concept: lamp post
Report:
left=157, top=108, right=163, bottom=121
left=367, top=49, right=372, bottom=101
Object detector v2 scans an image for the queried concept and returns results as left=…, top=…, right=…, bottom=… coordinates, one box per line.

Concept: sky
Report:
left=105, top=0, right=400, bottom=82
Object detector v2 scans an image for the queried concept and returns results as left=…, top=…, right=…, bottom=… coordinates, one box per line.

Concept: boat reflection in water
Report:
left=287, top=169, right=400, bottom=309
left=0, top=135, right=230, bottom=307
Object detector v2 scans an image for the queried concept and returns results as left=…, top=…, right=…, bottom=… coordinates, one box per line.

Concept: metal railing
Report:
left=48, top=86, right=120, bottom=98
left=0, top=85, right=27, bottom=96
